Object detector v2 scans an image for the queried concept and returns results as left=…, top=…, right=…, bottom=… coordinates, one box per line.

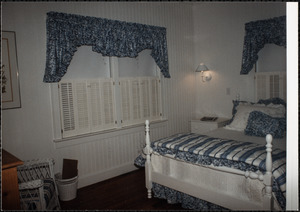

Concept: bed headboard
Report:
left=255, top=72, right=286, bottom=102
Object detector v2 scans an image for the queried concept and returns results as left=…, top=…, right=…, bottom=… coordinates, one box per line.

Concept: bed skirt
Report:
left=153, top=182, right=229, bottom=211
left=135, top=153, right=284, bottom=210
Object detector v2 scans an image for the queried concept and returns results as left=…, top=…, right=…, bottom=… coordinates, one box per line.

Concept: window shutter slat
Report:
left=89, top=81, right=102, bottom=129
left=140, top=78, right=150, bottom=119
left=102, top=80, right=116, bottom=126
left=120, top=79, right=131, bottom=124
left=74, top=81, right=90, bottom=134
left=131, top=79, right=141, bottom=121
left=89, top=79, right=116, bottom=131
left=59, top=82, right=76, bottom=137
left=120, top=77, right=161, bottom=127
left=150, top=78, right=160, bottom=119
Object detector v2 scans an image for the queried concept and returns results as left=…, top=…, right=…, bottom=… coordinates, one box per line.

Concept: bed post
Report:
left=143, top=120, right=153, bottom=198
left=263, top=134, right=274, bottom=210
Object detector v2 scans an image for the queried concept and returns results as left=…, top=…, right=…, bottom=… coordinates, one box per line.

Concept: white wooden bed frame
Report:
left=143, top=120, right=276, bottom=210
left=143, top=71, right=285, bottom=210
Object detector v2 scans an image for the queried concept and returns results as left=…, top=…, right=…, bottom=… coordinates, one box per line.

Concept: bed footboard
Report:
left=263, top=134, right=274, bottom=209
left=143, top=120, right=275, bottom=210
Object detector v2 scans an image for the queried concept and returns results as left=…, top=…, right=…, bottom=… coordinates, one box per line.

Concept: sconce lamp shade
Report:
left=195, top=63, right=212, bottom=82
left=196, top=63, right=209, bottom=72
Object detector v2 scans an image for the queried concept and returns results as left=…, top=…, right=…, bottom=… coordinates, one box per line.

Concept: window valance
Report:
left=43, top=12, right=170, bottom=83
left=241, top=16, right=286, bottom=75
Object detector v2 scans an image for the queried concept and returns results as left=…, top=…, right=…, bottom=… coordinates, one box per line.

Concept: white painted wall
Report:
left=192, top=2, right=286, bottom=118
left=2, top=2, right=196, bottom=187
left=2, top=2, right=293, bottom=197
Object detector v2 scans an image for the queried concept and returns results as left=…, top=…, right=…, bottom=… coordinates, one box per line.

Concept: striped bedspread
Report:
left=150, top=133, right=286, bottom=208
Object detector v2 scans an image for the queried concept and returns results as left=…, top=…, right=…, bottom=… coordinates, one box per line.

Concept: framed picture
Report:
left=2, top=31, right=21, bottom=109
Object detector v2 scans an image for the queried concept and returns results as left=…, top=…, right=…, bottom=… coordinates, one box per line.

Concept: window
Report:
left=255, top=72, right=286, bottom=101
left=58, top=48, right=162, bottom=138
left=119, top=77, right=161, bottom=126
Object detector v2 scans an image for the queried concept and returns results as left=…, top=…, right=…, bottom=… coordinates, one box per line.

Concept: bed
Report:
left=134, top=14, right=287, bottom=209
left=135, top=97, right=286, bottom=211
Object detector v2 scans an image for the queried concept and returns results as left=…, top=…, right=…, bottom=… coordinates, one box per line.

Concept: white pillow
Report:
left=224, top=104, right=285, bottom=131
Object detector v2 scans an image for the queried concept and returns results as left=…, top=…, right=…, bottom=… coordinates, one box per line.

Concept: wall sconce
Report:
left=196, top=63, right=212, bottom=82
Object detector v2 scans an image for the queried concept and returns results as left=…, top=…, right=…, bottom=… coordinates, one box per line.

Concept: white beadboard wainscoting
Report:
left=54, top=120, right=169, bottom=188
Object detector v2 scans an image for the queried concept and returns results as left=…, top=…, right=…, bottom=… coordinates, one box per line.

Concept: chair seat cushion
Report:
left=20, top=179, right=56, bottom=210
left=43, top=179, right=56, bottom=207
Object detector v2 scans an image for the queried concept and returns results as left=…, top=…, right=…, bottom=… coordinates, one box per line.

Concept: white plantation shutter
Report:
left=89, top=81, right=102, bottom=129
left=74, top=81, right=90, bottom=134
left=120, top=78, right=140, bottom=125
left=140, top=78, right=150, bottom=118
left=150, top=78, right=160, bottom=119
left=120, top=77, right=161, bottom=126
left=132, top=79, right=141, bottom=120
left=120, top=80, right=131, bottom=123
left=256, top=74, right=267, bottom=100
left=60, top=82, right=75, bottom=135
left=59, top=79, right=117, bottom=138
left=102, top=80, right=116, bottom=126
left=55, top=51, right=163, bottom=139
left=270, top=75, right=280, bottom=98
left=88, top=80, right=116, bottom=131
left=255, top=72, right=286, bottom=101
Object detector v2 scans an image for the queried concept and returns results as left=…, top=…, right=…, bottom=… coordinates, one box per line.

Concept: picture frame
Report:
left=1, top=31, right=21, bottom=109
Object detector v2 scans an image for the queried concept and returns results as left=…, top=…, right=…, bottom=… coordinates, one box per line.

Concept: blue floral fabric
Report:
left=257, top=97, right=286, bottom=107
left=134, top=154, right=146, bottom=167
left=152, top=178, right=284, bottom=211
left=241, top=16, right=286, bottom=74
left=226, top=98, right=286, bottom=126
left=20, top=179, right=56, bottom=210
left=152, top=183, right=229, bottom=211
left=44, top=12, right=170, bottom=83
left=245, top=111, right=286, bottom=139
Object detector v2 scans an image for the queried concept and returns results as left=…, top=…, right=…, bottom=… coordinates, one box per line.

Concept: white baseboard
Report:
left=77, top=163, right=139, bottom=188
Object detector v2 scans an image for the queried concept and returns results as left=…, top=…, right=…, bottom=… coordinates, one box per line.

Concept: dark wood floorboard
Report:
left=60, top=167, right=189, bottom=210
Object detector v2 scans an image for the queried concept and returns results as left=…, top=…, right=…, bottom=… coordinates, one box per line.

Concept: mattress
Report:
left=135, top=127, right=287, bottom=210
left=149, top=131, right=286, bottom=209
left=202, top=127, right=286, bottom=151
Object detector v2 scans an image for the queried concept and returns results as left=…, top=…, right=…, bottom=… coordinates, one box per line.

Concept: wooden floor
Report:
left=60, top=167, right=187, bottom=210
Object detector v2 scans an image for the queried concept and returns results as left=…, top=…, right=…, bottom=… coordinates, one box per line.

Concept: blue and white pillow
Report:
left=244, top=111, right=286, bottom=138
left=257, top=97, right=286, bottom=108
left=226, top=98, right=286, bottom=130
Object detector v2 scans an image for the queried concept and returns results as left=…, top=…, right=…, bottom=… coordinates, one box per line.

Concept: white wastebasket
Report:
left=55, top=173, right=78, bottom=201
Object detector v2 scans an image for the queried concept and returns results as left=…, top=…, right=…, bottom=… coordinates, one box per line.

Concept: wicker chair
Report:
left=17, top=158, right=61, bottom=210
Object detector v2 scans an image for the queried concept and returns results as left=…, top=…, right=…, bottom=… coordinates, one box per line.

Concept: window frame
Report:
left=51, top=55, right=164, bottom=140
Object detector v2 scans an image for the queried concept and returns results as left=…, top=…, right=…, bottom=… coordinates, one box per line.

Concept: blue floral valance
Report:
left=43, top=12, right=170, bottom=82
left=241, top=16, right=286, bottom=75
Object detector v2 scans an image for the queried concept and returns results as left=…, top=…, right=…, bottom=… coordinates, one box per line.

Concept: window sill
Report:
left=53, top=119, right=168, bottom=149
